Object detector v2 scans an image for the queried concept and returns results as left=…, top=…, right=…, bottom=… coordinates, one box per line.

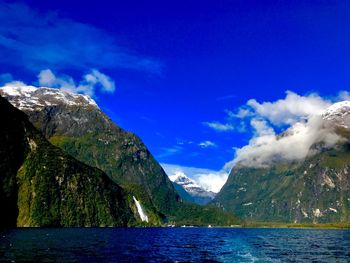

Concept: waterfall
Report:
left=133, top=196, right=149, bottom=222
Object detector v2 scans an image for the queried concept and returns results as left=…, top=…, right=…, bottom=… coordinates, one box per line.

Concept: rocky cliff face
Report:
left=215, top=102, right=350, bottom=224
left=0, top=95, right=134, bottom=227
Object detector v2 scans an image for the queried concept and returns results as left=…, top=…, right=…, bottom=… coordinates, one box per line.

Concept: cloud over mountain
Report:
left=38, top=69, right=115, bottom=97
left=244, top=91, right=331, bottom=126
left=222, top=91, right=349, bottom=169
left=161, top=163, right=229, bottom=193
left=1, top=69, right=115, bottom=98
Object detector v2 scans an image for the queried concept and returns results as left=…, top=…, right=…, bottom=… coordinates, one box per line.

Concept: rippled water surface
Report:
left=0, top=228, right=349, bottom=262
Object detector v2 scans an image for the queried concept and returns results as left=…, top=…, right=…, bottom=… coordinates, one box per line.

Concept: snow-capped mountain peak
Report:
left=322, top=100, right=350, bottom=129
left=169, top=172, right=216, bottom=205
left=322, top=101, right=350, bottom=120
left=169, top=172, right=201, bottom=189
left=0, top=83, right=98, bottom=111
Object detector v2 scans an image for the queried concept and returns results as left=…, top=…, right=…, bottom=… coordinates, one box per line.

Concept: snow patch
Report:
left=0, top=84, right=99, bottom=111
left=322, top=101, right=350, bottom=128
left=1, top=83, right=37, bottom=96
left=322, top=101, right=350, bottom=120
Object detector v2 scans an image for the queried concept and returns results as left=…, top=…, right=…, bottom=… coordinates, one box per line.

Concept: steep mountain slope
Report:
left=214, top=102, right=350, bottom=224
left=0, top=84, right=239, bottom=225
left=0, top=95, right=134, bottom=227
left=169, top=172, right=216, bottom=205
left=172, top=182, right=195, bottom=204
left=0, top=84, right=178, bottom=223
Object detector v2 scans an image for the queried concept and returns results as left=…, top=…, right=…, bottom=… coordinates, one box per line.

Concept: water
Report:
left=133, top=196, right=149, bottom=222
left=0, top=228, right=349, bottom=262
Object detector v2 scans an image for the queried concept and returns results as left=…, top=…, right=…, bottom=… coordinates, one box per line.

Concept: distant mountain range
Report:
left=0, top=84, right=238, bottom=227
left=214, top=101, right=350, bottom=224
left=169, top=172, right=216, bottom=205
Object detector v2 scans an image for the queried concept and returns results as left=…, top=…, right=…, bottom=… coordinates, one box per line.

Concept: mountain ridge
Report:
left=214, top=101, right=350, bottom=223
left=1, top=84, right=178, bottom=223
left=0, top=95, right=135, bottom=227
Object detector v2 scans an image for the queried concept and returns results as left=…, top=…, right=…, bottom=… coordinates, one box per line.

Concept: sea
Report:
left=0, top=227, right=349, bottom=262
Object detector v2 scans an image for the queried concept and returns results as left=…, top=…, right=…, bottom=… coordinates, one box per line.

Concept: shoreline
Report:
left=2, top=224, right=350, bottom=230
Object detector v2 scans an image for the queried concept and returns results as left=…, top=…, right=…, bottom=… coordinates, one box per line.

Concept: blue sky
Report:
left=1, top=0, right=350, bottom=191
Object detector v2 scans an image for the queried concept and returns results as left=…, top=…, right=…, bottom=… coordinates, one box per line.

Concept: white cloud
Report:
left=225, top=91, right=349, bottom=168
left=38, top=69, right=56, bottom=86
left=245, top=91, right=331, bottom=126
left=231, top=108, right=252, bottom=119
left=38, top=69, right=115, bottom=97
left=203, top=121, right=234, bottom=132
left=198, top=140, right=217, bottom=148
left=250, top=118, right=275, bottom=136
left=38, top=69, right=76, bottom=91
left=161, top=163, right=228, bottom=193
left=203, top=91, right=330, bottom=134
left=84, top=69, right=115, bottom=93
left=232, top=116, right=344, bottom=168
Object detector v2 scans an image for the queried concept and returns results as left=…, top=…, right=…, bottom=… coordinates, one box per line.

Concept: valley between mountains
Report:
left=0, top=84, right=236, bottom=227
left=1, top=83, right=350, bottom=227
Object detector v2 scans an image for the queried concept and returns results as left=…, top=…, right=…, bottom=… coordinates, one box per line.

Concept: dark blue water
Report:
left=0, top=228, right=349, bottom=262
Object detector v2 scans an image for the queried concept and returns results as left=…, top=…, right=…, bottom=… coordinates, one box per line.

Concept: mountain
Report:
left=172, top=182, right=195, bottom=204
left=0, top=84, right=178, bottom=224
left=169, top=172, right=216, bottom=205
left=0, top=95, right=135, bottom=227
left=0, top=84, right=238, bottom=226
left=214, top=101, right=350, bottom=224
